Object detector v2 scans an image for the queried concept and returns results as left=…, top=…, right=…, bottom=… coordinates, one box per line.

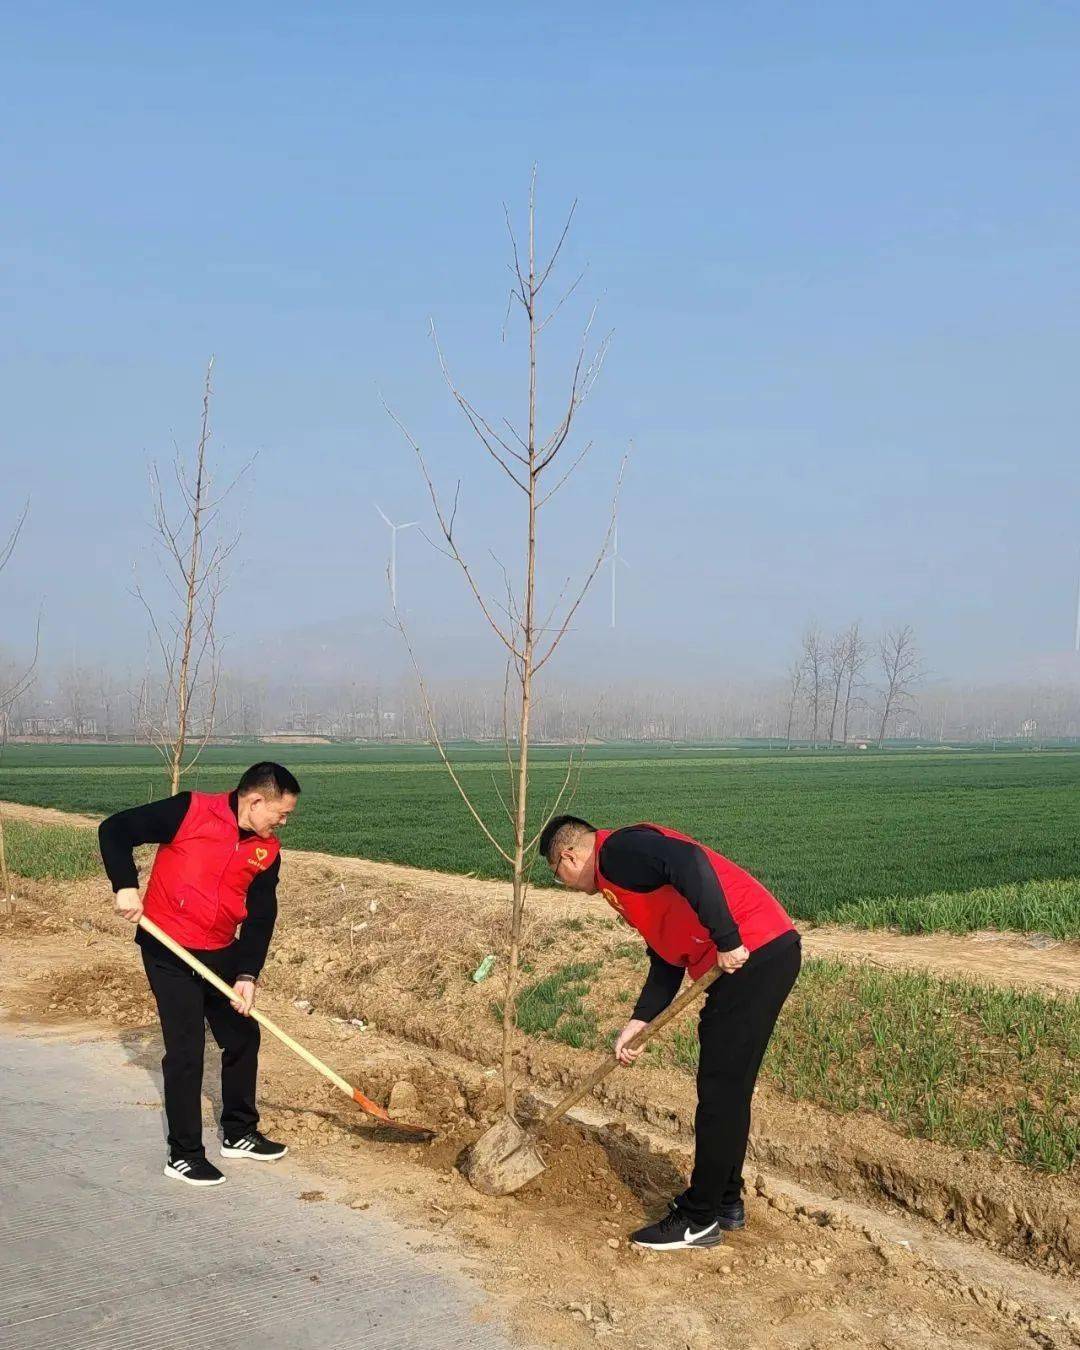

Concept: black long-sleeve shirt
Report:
left=599, top=825, right=795, bottom=1023
left=98, top=790, right=280, bottom=980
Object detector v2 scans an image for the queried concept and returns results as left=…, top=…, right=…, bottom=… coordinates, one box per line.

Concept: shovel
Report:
left=462, top=962, right=723, bottom=1195
left=138, top=915, right=434, bottom=1140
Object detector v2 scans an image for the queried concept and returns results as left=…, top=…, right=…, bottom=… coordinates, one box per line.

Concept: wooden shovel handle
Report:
left=539, top=963, right=723, bottom=1128
left=137, top=915, right=390, bottom=1121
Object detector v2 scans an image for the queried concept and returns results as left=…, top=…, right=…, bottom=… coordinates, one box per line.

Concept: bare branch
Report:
left=489, top=548, right=523, bottom=634
left=536, top=312, right=613, bottom=473
left=0, top=500, right=30, bottom=576
left=525, top=736, right=590, bottom=856
left=489, top=767, right=516, bottom=827
left=535, top=198, right=578, bottom=292
left=537, top=438, right=594, bottom=509
left=0, top=604, right=42, bottom=713
left=534, top=451, right=628, bottom=672
left=536, top=267, right=586, bottom=336
left=381, top=394, right=524, bottom=659
left=430, top=322, right=529, bottom=478
left=391, top=604, right=514, bottom=866
left=502, top=417, right=529, bottom=455
left=503, top=202, right=528, bottom=300
left=502, top=659, right=519, bottom=816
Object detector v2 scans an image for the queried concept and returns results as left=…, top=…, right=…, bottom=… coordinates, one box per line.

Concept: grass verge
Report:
left=829, top=878, right=1080, bottom=939
left=496, top=962, right=601, bottom=1049
left=668, top=958, right=1079, bottom=1173
left=1, top=817, right=101, bottom=882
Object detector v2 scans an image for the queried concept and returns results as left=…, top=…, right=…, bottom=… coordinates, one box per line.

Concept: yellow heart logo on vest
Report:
left=601, top=887, right=626, bottom=917
left=255, top=847, right=268, bottom=862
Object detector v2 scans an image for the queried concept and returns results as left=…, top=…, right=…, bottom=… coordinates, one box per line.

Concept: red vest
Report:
left=593, top=824, right=795, bottom=979
left=143, top=791, right=280, bottom=950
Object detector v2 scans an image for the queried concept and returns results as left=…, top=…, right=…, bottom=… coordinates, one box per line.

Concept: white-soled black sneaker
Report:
left=221, top=1129, right=288, bottom=1161
left=630, top=1206, right=722, bottom=1251
left=164, top=1155, right=226, bottom=1187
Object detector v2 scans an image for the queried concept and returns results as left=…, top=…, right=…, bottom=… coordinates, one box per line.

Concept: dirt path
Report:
left=5, top=798, right=1078, bottom=995
left=2, top=923, right=1078, bottom=1350
left=801, top=926, right=1080, bottom=994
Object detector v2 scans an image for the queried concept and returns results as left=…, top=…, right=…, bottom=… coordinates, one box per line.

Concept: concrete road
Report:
left=0, top=1028, right=526, bottom=1349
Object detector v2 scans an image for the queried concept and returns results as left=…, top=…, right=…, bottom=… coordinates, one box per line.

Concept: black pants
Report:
left=676, top=938, right=801, bottom=1224
left=141, top=938, right=261, bottom=1161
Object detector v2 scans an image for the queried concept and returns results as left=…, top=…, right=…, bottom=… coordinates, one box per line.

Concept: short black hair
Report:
left=236, top=762, right=301, bottom=798
left=539, top=814, right=596, bottom=864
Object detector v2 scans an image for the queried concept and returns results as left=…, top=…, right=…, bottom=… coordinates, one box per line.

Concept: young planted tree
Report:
left=134, top=359, right=247, bottom=792
left=877, top=624, right=922, bottom=746
left=386, top=174, right=622, bottom=1117
left=0, top=501, right=40, bottom=909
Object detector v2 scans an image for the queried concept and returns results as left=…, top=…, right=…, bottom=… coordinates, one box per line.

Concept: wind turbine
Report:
left=375, top=504, right=418, bottom=610
left=600, top=519, right=630, bottom=628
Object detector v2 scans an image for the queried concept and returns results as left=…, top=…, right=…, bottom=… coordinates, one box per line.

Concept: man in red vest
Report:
left=539, top=815, right=800, bottom=1251
left=99, top=762, right=300, bottom=1187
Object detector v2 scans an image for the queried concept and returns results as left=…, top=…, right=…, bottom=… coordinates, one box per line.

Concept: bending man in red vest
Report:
left=539, top=815, right=800, bottom=1251
left=98, top=762, right=300, bottom=1187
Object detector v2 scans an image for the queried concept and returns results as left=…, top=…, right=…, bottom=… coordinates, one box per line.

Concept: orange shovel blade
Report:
left=352, top=1088, right=435, bottom=1139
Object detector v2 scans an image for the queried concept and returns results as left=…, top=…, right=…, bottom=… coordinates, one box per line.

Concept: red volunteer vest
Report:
left=593, top=824, right=795, bottom=979
left=143, top=791, right=280, bottom=950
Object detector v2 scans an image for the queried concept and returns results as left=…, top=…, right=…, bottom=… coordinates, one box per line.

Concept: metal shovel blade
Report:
left=353, top=1089, right=436, bottom=1140
left=461, top=1114, right=546, bottom=1196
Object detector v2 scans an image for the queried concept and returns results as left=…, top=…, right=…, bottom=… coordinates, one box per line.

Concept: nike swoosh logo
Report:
left=685, top=1223, right=718, bottom=1242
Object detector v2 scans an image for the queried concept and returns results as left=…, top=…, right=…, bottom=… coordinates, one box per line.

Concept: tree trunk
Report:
left=0, top=811, right=10, bottom=912
left=500, top=204, right=540, bottom=1119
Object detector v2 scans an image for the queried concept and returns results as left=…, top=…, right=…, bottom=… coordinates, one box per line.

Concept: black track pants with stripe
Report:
left=142, top=937, right=260, bottom=1160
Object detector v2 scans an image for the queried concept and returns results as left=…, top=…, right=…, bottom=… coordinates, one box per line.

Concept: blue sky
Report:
left=2, top=2, right=1078, bottom=685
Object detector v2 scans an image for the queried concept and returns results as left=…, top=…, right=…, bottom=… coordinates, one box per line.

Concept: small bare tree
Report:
left=800, top=626, right=825, bottom=749
left=134, top=359, right=247, bottom=793
left=784, top=658, right=803, bottom=749
left=0, top=501, right=40, bottom=909
left=0, top=503, right=38, bottom=728
left=386, top=173, right=621, bottom=1118
left=95, top=666, right=121, bottom=742
left=877, top=625, right=922, bottom=747
left=825, top=630, right=849, bottom=743
left=58, top=659, right=93, bottom=738
left=840, top=620, right=869, bottom=742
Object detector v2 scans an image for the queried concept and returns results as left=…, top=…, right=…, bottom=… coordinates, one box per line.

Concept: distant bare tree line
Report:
left=789, top=621, right=922, bottom=748
left=9, top=650, right=1080, bottom=747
